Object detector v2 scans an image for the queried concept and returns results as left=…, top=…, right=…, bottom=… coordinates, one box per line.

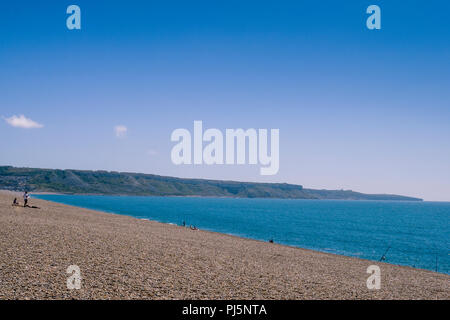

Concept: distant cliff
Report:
left=0, top=166, right=422, bottom=201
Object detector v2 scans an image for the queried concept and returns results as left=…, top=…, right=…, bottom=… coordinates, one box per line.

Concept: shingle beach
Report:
left=0, top=191, right=448, bottom=299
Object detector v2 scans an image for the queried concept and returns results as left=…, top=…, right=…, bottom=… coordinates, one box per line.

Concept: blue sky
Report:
left=1, top=1, right=450, bottom=200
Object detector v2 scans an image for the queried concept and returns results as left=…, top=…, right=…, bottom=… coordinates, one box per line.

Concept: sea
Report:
left=33, top=194, right=450, bottom=274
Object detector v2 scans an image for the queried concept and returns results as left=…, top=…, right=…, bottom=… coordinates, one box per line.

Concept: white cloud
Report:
left=4, top=114, right=44, bottom=129
left=147, top=149, right=158, bottom=156
left=114, top=125, right=127, bottom=138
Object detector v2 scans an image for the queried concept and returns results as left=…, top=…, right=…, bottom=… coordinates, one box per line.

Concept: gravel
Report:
left=0, top=191, right=448, bottom=299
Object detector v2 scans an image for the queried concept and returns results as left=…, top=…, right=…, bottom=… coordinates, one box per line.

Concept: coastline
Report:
left=1, top=190, right=448, bottom=299
left=31, top=193, right=447, bottom=274
left=30, top=191, right=426, bottom=202
left=0, top=166, right=424, bottom=201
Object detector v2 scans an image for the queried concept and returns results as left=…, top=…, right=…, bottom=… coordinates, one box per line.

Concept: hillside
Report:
left=0, top=166, right=422, bottom=201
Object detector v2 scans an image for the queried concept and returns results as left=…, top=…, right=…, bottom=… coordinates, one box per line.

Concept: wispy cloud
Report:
left=147, top=149, right=158, bottom=156
left=114, top=125, right=127, bottom=138
left=4, top=114, right=44, bottom=129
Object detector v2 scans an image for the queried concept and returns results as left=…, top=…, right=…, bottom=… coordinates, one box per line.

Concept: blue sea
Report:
left=33, top=194, right=450, bottom=274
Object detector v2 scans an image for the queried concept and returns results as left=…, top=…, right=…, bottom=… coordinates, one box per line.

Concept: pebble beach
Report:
left=0, top=190, right=448, bottom=299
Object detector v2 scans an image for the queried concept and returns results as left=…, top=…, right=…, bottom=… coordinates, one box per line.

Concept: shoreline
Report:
left=30, top=191, right=430, bottom=202
left=1, top=190, right=448, bottom=299
left=31, top=193, right=449, bottom=275
left=0, top=165, right=424, bottom=201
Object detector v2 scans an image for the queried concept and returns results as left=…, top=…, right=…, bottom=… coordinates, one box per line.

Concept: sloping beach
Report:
left=0, top=191, right=448, bottom=299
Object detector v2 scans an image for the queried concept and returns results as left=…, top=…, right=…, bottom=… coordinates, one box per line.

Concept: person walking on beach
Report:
left=23, top=192, right=29, bottom=207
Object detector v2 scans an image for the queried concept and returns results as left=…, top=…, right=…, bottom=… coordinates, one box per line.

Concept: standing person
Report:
left=23, top=191, right=29, bottom=207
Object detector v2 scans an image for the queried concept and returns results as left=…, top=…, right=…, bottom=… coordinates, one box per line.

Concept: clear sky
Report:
left=1, top=1, right=450, bottom=201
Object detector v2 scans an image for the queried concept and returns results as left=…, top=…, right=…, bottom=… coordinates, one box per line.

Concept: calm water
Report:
left=34, top=194, right=450, bottom=274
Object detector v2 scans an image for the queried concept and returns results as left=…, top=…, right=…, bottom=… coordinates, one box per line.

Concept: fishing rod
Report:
left=379, top=246, right=391, bottom=262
